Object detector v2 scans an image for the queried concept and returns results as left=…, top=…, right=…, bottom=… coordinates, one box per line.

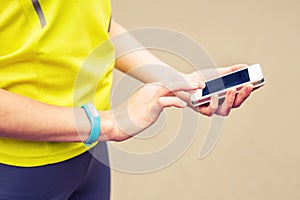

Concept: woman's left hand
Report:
left=176, top=64, right=254, bottom=117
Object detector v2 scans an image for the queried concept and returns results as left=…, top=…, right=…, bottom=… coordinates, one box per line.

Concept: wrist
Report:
left=74, top=107, right=91, bottom=142
left=76, top=108, right=117, bottom=142
left=81, top=104, right=100, bottom=146
left=98, top=110, right=118, bottom=141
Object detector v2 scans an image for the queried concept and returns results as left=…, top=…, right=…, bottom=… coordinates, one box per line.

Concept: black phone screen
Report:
left=202, top=68, right=250, bottom=96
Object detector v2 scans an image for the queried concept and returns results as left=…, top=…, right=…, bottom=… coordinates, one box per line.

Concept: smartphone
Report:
left=190, top=64, right=265, bottom=106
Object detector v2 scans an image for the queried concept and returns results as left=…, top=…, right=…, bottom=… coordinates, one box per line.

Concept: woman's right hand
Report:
left=98, top=79, right=204, bottom=142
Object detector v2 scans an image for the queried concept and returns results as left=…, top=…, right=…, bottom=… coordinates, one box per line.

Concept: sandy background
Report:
left=109, top=0, right=300, bottom=199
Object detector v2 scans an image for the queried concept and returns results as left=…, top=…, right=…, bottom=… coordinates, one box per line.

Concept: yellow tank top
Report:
left=0, top=0, right=114, bottom=167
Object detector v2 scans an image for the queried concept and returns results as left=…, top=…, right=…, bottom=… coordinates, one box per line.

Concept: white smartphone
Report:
left=190, top=64, right=265, bottom=106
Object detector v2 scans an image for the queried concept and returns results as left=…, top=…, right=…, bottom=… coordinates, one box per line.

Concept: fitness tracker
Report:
left=81, top=103, right=100, bottom=146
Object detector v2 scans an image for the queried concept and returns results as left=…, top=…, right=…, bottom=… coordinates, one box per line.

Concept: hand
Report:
left=107, top=79, right=205, bottom=141
left=177, top=64, right=254, bottom=116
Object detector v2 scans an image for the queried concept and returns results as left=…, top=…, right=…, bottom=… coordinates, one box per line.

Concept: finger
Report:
left=197, top=94, right=219, bottom=116
left=174, top=91, right=190, bottom=103
left=233, top=84, right=253, bottom=108
left=155, top=80, right=206, bottom=95
left=215, top=89, right=236, bottom=116
left=218, top=64, right=248, bottom=76
left=158, top=96, right=187, bottom=108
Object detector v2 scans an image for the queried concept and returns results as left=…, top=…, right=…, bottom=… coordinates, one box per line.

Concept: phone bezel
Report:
left=190, top=64, right=265, bottom=106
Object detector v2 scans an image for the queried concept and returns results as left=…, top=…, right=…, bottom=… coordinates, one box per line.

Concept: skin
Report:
left=111, top=21, right=254, bottom=117
left=0, top=21, right=254, bottom=143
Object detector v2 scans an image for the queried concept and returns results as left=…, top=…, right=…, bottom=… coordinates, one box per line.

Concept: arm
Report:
left=0, top=88, right=94, bottom=142
left=110, top=20, right=180, bottom=83
left=0, top=80, right=200, bottom=142
left=0, top=20, right=201, bottom=143
left=110, top=20, right=253, bottom=116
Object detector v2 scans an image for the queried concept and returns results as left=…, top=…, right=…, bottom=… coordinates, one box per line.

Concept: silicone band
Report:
left=81, top=104, right=100, bottom=146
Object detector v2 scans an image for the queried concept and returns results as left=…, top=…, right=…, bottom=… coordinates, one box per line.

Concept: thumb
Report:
left=156, top=79, right=206, bottom=95
left=158, top=96, right=187, bottom=108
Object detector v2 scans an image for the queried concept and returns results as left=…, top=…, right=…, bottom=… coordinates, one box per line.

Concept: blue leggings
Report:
left=0, top=143, right=110, bottom=200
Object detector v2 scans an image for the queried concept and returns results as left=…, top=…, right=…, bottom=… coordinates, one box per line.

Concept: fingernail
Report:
left=247, top=84, right=254, bottom=92
left=211, top=95, right=219, bottom=109
left=180, top=99, right=187, bottom=107
left=200, top=81, right=206, bottom=88
left=191, top=81, right=205, bottom=89
left=229, top=89, right=236, bottom=95
left=190, top=81, right=200, bottom=88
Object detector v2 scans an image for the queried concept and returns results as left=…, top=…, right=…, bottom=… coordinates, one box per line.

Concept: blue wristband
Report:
left=81, top=103, right=100, bottom=146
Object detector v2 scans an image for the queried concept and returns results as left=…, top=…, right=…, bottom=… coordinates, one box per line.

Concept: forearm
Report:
left=0, top=89, right=114, bottom=142
left=111, top=21, right=182, bottom=83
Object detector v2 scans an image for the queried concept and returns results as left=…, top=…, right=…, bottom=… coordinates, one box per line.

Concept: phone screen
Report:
left=202, top=68, right=250, bottom=96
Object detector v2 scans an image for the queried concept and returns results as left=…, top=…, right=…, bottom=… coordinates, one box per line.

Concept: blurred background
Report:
left=109, top=0, right=300, bottom=199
